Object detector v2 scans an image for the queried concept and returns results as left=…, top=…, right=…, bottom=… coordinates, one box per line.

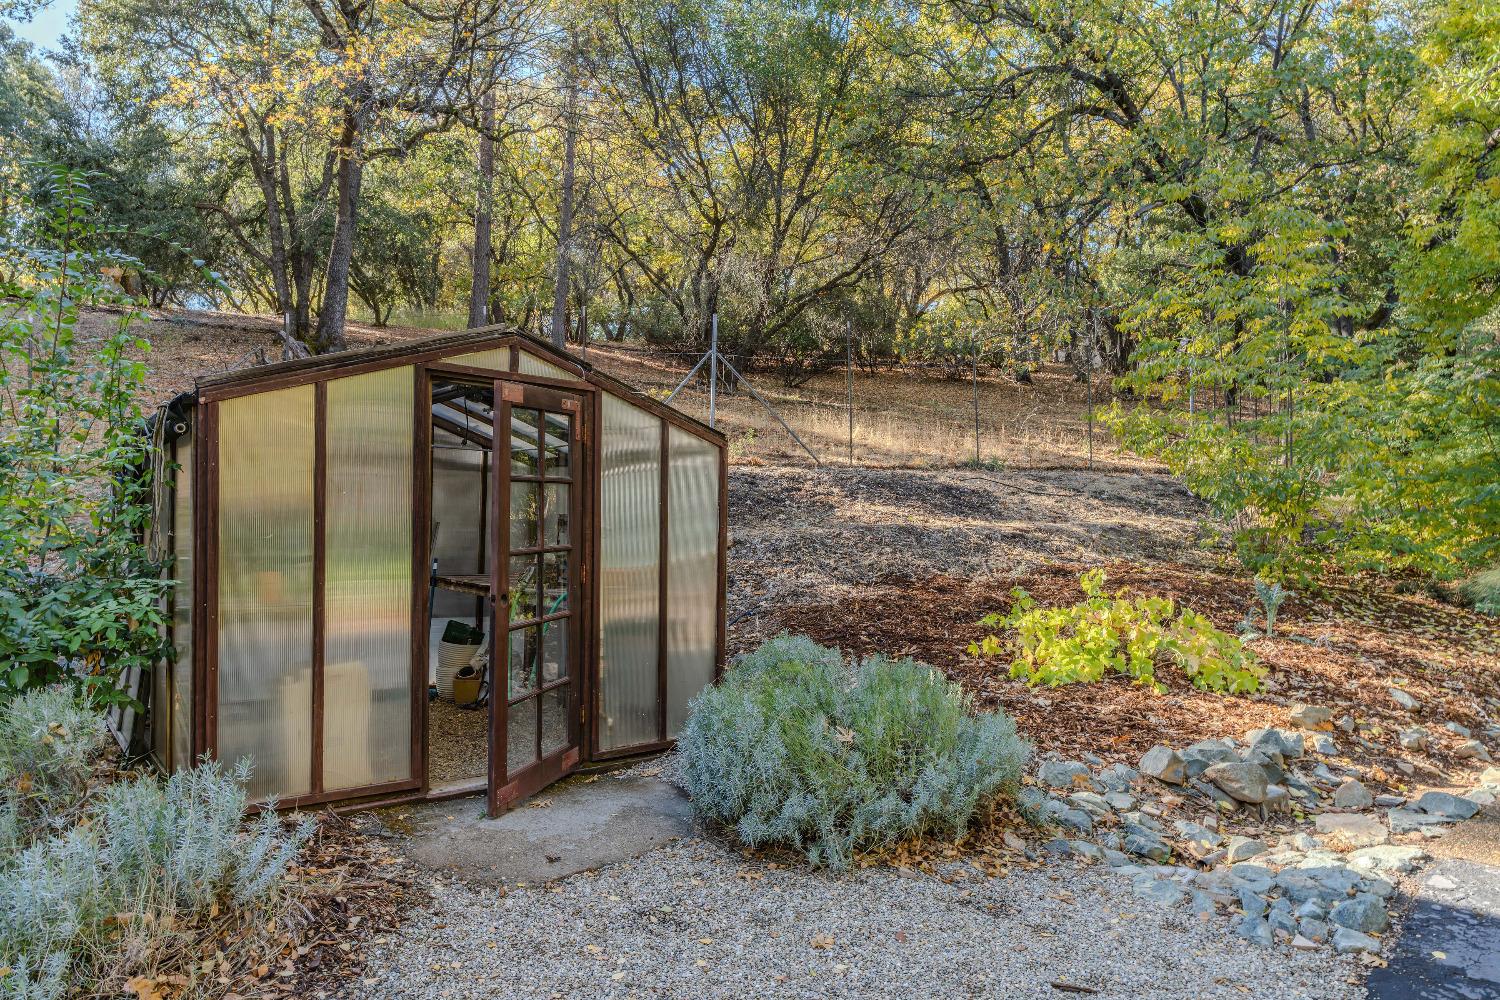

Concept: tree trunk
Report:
left=315, top=110, right=364, bottom=354
left=550, top=37, right=579, bottom=349
left=469, top=91, right=496, bottom=329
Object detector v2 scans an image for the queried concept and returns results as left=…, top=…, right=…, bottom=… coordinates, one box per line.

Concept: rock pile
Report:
left=1025, top=724, right=1500, bottom=956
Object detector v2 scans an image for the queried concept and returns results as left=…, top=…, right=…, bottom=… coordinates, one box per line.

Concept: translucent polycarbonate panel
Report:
left=170, top=431, right=193, bottom=771
left=429, top=424, right=487, bottom=622
left=447, top=348, right=510, bottom=370
left=216, top=387, right=314, bottom=801
left=323, top=367, right=415, bottom=791
left=518, top=350, right=577, bottom=381
left=666, top=427, right=720, bottom=737
left=510, top=408, right=540, bottom=475
left=597, top=393, right=662, bottom=750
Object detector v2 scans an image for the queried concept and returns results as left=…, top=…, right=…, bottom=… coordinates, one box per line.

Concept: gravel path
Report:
left=348, top=833, right=1363, bottom=1000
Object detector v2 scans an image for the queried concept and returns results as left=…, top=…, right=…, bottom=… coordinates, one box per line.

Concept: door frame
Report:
left=487, top=378, right=589, bottom=815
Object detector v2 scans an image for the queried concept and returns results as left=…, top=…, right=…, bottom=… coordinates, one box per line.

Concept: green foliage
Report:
left=969, top=570, right=1263, bottom=695
left=1463, top=569, right=1500, bottom=617
left=0, top=164, right=169, bottom=702
left=1253, top=578, right=1288, bottom=637
left=678, top=635, right=1030, bottom=870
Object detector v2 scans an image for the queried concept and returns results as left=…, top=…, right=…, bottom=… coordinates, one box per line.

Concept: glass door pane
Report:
left=491, top=382, right=581, bottom=813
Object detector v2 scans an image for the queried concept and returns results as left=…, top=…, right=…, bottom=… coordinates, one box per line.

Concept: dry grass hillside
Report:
left=101, top=306, right=1138, bottom=472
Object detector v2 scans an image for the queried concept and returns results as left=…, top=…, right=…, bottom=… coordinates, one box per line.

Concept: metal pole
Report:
left=1087, top=355, right=1094, bottom=471
left=972, top=336, right=980, bottom=465
left=708, top=313, right=719, bottom=429
left=846, top=321, right=854, bottom=465
left=663, top=351, right=710, bottom=404
left=718, top=355, right=820, bottom=465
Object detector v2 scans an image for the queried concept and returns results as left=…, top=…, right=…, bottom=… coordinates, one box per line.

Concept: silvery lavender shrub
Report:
left=0, top=686, right=110, bottom=845
left=0, top=952, right=67, bottom=1000
left=0, top=750, right=313, bottom=989
left=678, top=634, right=1030, bottom=869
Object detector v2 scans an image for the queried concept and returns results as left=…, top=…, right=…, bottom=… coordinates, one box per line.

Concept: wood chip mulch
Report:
left=756, top=560, right=1500, bottom=782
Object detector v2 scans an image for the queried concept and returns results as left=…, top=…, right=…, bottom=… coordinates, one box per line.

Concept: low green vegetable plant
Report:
left=678, top=635, right=1030, bottom=869
left=968, top=570, right=1263, bottom=694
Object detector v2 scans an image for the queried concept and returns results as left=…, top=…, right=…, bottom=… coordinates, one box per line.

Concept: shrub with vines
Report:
left=968, top=570, right=1264, bottom=694
left=678, top=635, right=1031, bottom=869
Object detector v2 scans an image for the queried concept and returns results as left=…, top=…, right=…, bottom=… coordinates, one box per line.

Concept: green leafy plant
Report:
left=969, top=570, right=1264, bottom=694
left=0, top=163, right=169, bottom=702
left=678, top=634, right=1030, bottom=869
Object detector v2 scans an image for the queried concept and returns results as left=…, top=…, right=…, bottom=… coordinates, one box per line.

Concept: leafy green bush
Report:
left=0, top=164, right=168, bottom=701
left=1463, top=569, right=1500, bottom=617
left=969, top=570, right=1264, bottom=694
left=678, top=635, right=1030, bottom=869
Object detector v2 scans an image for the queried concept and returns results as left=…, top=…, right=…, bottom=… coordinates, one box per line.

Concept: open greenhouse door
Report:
left=488, top=380, right=584, bottom=815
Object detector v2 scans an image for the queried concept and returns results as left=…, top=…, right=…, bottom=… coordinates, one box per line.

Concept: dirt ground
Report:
left=727, top=463, right=1500, bottom=793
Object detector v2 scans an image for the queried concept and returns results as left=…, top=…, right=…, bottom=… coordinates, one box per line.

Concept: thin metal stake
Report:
left=708, top=313, right=719, bottom=429
left=845, top=321, right=854, bottom=465
left=717, top=355, right=820, bottom=465
left=972, top=337, right=980, bottom=465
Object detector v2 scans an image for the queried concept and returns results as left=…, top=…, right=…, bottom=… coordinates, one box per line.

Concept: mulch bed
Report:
left=755, top=560, right=1500, bottom=780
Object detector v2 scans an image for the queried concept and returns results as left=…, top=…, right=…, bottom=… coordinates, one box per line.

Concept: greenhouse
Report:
left=139, top=328, right=726, bottom=816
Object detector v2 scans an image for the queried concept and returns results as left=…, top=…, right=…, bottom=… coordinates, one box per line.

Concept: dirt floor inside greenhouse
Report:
left=93, top=307, right=1500, bottom=997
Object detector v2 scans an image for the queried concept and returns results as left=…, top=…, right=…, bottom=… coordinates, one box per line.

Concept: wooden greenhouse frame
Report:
left=140, top=327, right=727, bottom=816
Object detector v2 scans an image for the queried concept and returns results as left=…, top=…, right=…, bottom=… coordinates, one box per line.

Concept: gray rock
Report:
left=1204, top=761, right=1270, bottom=804
left=1042, top=838, right=1074, bottom=856
left=1470, top=788, right=1497, bottom=806
left=1138, top=745, right=1185, bottom=785
left=1414, top=790, right=1480, bottom=821
left=1335, top=715, right=1356, bottom=733
left=1038, top=759, right=1092, bottom=789
left=1346, top=844, right=1427, bottom=874
left=1290, top=705, right=1334, bottom=730
left=1249, top=727, right=1305, bottom=759
left=1264, top=784, right=1291, bottom=813
left=1103, top=791, right=1136, bottom=811
left=1068, top=840, right=1104, bottom=861
left=1332, top=927, right=1381, bottom=955
left=1374, top=794, right=1406, bottom=807
left=1234, top=915, right=1274, bottom=947
left=1293, top=900, right=1326, bottom=920
left=1225, top=837, right=1268, bottom=863
left=1122, top=811, right=1164, bottom=833
left=1364, top=875, right=1397, bottom=899
left=1182, top=740, right=1239, bottom=779
left=1388, top=807, right=1445, bottom=834
left=1314, top=812, right=1389, bottom=849
left=1329, top=894, right=1389, bottom=934
left=1445, top=721, right=1473, bottom=739
left=1238, top=886, right=1267, bottom=918
left=1455, top=740, right=1492, bottom=762
left=1134, top=877, right=1187, bottom=907
left=1399, top=727, right=1429, bottom=751
left=1300, top=918, right=1331, bottom=943
left=1173, top=820, right=1223, bottom=849
left=1268, top=908, right=1298, bottom=937
left=1333, top=778, right=1374, bottom=810
left=1230, top=864, right=1275, bottom=894
left=1312, top=734, right=1339, bottom=755
left=1068, top=791, right=1113, bottom=818
left=1276, top=871, right=1352, bottom=905
left=1291, top=933, right=1320, bottom=950
left=1102, top=848, right=1132, bottom=867
left=1280, top=832, right=1319, bottom=852
left=1124, top=831, right=1172, bottom=863
left=1389, top=687, right=1421, bottom=711
left=1097, top=763, right=1140, bottom=791
left=1187, top=889, right=1219, bottom=917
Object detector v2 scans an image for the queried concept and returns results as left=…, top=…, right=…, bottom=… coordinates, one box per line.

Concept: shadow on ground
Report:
left=1371, top=812, right=1500, bottom=999
left=371, top=774, right=695, bottom=888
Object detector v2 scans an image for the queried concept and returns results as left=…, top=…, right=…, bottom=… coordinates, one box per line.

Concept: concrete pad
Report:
left=378, top=775, right=696, bottom=887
